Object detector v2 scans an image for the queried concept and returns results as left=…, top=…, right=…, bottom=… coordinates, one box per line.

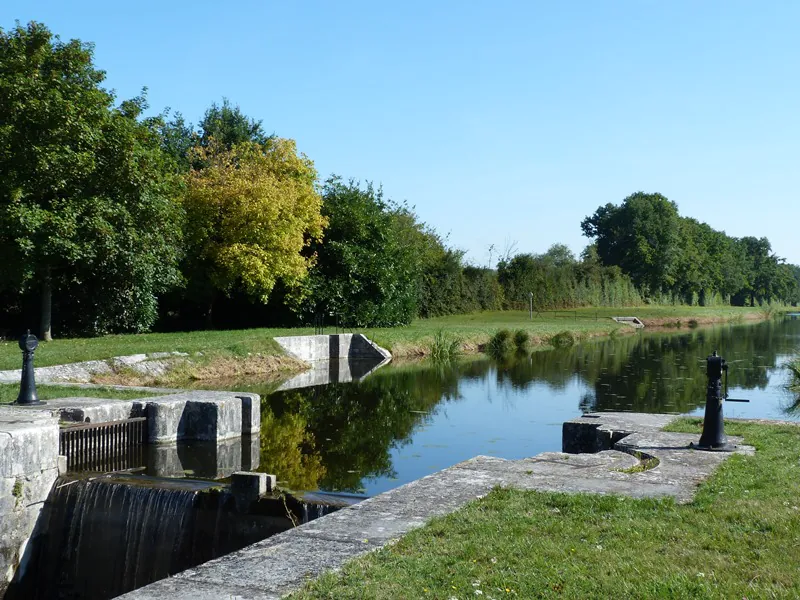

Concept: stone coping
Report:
left=1, top=390, right=260, bottom=443
left=118, top=412, right=754, bottom=600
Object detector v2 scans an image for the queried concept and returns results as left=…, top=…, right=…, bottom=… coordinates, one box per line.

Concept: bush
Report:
left=513, top=329, right=530, bottom=352
left=549, top=331, right=575, bottom=348
left=487, top=329, right=514, bottom=357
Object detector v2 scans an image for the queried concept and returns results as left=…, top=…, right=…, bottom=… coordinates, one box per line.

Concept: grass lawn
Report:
left=295, top=419, right=800, bottom=599
left=0, top=384, right=163, bottom=405
left=362, top=306, right=767, bottom=356
left=0, top=306, right=768, bottom=371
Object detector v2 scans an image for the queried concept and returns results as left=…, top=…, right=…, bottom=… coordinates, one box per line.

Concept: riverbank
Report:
left=295, top=418, right=800, bottom=599
left=0, top=306, right=777, bottom=386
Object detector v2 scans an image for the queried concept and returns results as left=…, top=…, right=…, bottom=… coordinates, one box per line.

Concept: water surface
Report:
left=254, top=318, right=800, bottom=496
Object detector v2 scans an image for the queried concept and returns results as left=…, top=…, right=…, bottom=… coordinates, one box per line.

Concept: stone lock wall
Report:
left=0, top=407, right=60, bottom=596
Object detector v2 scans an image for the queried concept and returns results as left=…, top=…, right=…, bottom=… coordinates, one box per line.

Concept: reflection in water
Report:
left=249, top=318, right=800, bottom=496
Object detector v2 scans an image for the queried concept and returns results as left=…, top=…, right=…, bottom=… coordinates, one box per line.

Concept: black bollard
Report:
left=14, top=330, right=45, bottom=406
left=694, top=350, right=735, bottom=451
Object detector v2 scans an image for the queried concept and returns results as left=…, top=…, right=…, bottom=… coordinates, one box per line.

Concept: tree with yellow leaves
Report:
left=181, top=139, right=326, bottom=324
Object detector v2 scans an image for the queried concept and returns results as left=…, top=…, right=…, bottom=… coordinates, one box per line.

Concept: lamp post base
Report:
left=690, top=441, right=737, bottom=452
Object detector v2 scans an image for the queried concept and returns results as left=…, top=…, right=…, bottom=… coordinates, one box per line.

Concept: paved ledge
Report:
left=119, top=412, right=754, bottom=600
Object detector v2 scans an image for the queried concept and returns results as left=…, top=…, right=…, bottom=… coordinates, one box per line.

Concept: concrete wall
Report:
left=0, top=407, right=60, bottom=597
left=274, top=334, right=391, bottom=364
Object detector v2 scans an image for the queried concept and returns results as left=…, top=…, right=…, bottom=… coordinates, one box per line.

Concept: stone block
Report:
left=238, top=394, right=260, bottom=434
left=231, top=472, right=273, bottom=496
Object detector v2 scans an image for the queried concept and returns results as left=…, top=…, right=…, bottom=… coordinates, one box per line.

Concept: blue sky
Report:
left=6, top=1, right=800, bottom=265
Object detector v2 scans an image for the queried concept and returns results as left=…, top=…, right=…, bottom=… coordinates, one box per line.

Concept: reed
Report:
left=428, top=330, right=461, bottom=362
left=487, top=329, right=514, bottom=357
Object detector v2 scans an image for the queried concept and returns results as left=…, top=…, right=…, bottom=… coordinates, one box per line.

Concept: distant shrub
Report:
left=688, top=319, right=699, bottom=329
left=549, top=331, right=575, bottom=348
left=487, top=329, right=514, bottom=357
left=513, top=329, right=530, bottom=352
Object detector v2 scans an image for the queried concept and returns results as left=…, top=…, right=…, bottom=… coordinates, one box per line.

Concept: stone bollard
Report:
left=14, top=330, right=45, bottom=406
left=232, top=471, right=276, bottom=495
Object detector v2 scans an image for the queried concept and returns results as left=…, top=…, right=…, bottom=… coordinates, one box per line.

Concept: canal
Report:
left=253, top=317, right=800, bottom=496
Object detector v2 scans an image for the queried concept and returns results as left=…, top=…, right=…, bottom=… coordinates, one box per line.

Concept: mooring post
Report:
left=15, top=330, right=45, bottom=406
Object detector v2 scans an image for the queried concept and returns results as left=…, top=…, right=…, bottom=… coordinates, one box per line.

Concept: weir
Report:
left=6, top=474, right=347, bottom=600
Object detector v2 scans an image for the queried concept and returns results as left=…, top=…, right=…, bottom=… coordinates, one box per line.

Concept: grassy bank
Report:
left=294, top=419, right=800, bottom=599
left=0, top=306, right=771, bottom=380
left=365, top=306, right=769, bottom=358
left=0, top=384, right=163, bottom=405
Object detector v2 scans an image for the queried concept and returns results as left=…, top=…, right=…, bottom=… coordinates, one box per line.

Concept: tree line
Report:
left=1, top=23, right=797, bottom=339
left=581, top=192, right=800, bottom=307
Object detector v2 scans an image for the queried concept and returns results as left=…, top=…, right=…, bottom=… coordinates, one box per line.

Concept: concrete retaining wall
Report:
left=274, top=334, right=391, bottom=364
left=0, top=407, right=60, bottom=597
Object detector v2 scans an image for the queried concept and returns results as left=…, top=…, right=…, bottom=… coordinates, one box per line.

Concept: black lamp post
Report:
left=14, top=330, right=44, bottom=406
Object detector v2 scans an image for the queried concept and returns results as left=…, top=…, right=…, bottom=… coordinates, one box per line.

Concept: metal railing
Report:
left=59, top=417, right=148, bottom=472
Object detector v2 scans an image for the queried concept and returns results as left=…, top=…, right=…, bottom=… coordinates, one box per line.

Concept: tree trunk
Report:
left=41, top=273, right=52, bottom=342
left=205, top=295, right=215, bottom=330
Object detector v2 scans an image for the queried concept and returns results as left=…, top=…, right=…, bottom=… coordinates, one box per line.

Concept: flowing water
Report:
left=253, top=317, right=800, bottom=497
left=8, top=476, right=295, bottom=600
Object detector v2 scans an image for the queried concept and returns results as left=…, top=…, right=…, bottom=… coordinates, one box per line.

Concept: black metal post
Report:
left=15, top=330, right=45, bottom=406
left=695, top=350, right=729, bottom=451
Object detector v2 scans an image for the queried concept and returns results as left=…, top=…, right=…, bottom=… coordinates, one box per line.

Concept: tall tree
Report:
left=0, top=22, right=182, bottom=338
left=199, top=98, right=270, bottom=149
left=181, top=139, right=325, bottom=324
left=297, top=177, right=420, bottom=327
left=581, top=192, right=682, bottom=296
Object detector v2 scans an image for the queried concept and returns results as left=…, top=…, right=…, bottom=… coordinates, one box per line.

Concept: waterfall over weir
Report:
left=7, top=475, right=297, bottom=600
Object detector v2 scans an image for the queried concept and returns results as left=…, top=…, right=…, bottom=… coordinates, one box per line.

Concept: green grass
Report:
left=0, top=384, right=163, bottom=404
left=0, top=327, right=306, bottom=370
left=365, top=306, right=767, bottom=356
left=295, top=419, right=800, bottom=599
left=0, top=306, right=768, bottom=370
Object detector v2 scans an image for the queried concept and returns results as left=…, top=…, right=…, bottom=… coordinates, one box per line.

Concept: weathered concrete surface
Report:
left=0, top=352, right=190, bottom=384
left=0, top=407, right=59, bottom=596
left=144, top=391, right=260, bottom=443
left=32, top=397, right=147, bottom=423
left=563, top=411, right=676, bottom=453
left=274, top=334, right=391, bottom=364
left=121, top=412, right=754, bottom=600
left=6, top=390, right=260, bottom=442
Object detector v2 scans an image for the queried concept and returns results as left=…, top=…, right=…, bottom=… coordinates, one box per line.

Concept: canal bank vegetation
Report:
left=0, top=306, right=777, bottom=382
left=788, top=358, right=800, bottom=393
left=1, top=22, right=799, bottom=346
left=295, top=419, right=800, bottom=599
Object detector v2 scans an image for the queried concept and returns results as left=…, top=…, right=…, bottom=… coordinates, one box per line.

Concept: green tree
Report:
left=181, top=139, right=325, bottom=324
left=0, top=22, right=182, bottom=338
left=199, top=98, right=270, bottom=149
left=298, top=177, right=420, bottom=327
left=581, top=192, right=681, bottom=296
